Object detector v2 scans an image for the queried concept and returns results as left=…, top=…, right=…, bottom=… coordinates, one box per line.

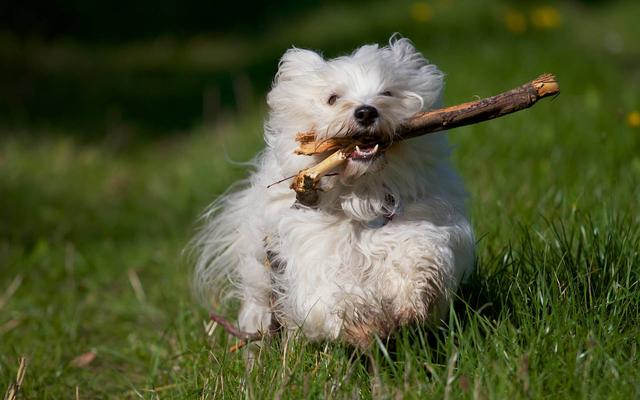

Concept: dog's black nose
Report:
left=354, top=105, right=379, bottom=126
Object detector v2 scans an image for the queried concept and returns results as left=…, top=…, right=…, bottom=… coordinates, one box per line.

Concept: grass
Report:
left=1, top=0, right=640, bottom=398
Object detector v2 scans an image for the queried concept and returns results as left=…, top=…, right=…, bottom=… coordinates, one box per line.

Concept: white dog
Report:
left=194, top=37, right=474, bottom=347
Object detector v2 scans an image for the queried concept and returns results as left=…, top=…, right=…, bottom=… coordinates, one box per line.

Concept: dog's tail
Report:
left=189, top=180, right=250, bottom=308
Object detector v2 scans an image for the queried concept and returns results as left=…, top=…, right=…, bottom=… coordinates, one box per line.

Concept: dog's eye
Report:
left=380, top=91, right=393, bottom=97
left=327, top=94, right=339, bottom=105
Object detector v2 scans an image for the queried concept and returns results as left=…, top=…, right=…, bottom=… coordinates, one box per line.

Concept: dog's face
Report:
left=267, top=37, right=444, bottom=177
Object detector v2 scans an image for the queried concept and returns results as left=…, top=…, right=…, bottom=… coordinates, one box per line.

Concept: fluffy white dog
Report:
left=194, top=37, right=474, bottom=347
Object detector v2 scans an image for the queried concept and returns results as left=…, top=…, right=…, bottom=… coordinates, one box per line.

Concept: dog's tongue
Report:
left=350, top=144, right=379, bottom=160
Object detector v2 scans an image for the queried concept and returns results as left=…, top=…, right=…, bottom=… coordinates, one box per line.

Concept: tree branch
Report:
left=290, top=74, right=559, bottom=205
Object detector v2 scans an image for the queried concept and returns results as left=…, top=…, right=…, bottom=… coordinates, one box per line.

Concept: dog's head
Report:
left=267, top=36, right=444, bottom=177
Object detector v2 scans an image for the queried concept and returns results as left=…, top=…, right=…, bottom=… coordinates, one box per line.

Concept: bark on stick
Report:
left=295, top=74, right=559, bottom=155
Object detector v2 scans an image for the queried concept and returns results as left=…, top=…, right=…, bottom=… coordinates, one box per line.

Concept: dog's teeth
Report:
left=373, top=144, right=379, bottom=153
left=355, top=145, right=361, bottom=153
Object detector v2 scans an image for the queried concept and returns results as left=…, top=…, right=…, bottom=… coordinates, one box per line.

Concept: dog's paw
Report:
left=238, top=300, right=272, bottom=334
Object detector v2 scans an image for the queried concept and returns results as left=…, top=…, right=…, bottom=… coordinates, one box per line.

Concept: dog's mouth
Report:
left=350, top=143, right=380, bottom=161
left=347, top=134, right=391, bottom=162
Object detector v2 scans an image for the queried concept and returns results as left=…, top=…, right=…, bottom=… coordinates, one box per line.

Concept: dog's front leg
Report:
left=237, top=256, right=273, bottom=334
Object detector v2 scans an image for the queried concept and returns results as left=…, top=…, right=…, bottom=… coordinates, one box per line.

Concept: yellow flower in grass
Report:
left=627, top=111, right=640, bottom=128
left=531, top=6, right=562, bottom=30
left=410, top=2, right=433, bottom=22
left=504, top=9, right=527, bottom=34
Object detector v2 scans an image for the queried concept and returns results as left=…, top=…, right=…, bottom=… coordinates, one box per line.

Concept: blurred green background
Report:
left=1, top=0, right=639, bottom=398
left=1, top=0, right=635, bottom=140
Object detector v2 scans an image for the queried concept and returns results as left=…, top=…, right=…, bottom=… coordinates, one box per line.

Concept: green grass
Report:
left=2, top=0, right=640, bottom=398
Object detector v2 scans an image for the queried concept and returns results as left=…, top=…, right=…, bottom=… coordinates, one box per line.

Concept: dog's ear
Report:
left=388, top=36, right=425, bottom=67
left=388, top=36, right=444, bottom=110
left=275, top=48, right=325, bottom=82
left=353, top=43, right=380, bottom=58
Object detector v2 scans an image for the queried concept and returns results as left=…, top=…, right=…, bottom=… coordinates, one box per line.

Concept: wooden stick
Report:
left=290, top=74, right=559, bottom=205
left=294, top=74, right=559, bottom=156
left=289, top=145, right=355, bottom=206
left=295, top=135, right=355, bottom=156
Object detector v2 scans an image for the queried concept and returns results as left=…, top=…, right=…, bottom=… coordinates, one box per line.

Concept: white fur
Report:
left=193, top=37, right=474, bottom=344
